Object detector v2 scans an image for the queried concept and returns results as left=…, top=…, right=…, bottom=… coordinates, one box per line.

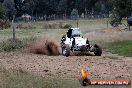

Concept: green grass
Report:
left=0, top=69, right=81, bottom=88
left=0, top=28, right=67, bottom=38
left=0, top=69, right=130, bottom=88
left=0, top=19, right=110, bottom=42
left=0, top=29, right=44, bottom=36
left=107, top=40, right=132, bottom=57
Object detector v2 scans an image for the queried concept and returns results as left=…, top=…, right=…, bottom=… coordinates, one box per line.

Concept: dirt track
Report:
left=0, top=28, right=132, bottom=81
left=0, top=51, right=132, bottom=80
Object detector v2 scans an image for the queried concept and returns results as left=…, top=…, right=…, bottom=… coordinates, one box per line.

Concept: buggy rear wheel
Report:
left=93, top=44, right=102, bottom=56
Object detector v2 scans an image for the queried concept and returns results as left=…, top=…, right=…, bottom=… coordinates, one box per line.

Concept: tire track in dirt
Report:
left=0, top=28, right=132, bottom=81
left=0, top=52, right=132, bottom=80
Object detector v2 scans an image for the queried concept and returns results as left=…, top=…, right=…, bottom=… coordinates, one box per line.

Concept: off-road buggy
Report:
left=61, top=28, right=102, bottom=57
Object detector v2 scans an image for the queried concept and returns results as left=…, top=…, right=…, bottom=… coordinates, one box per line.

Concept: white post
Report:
left=12, top=15, right=16, bottom=41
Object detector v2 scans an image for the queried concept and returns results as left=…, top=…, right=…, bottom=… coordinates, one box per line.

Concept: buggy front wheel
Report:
left=62, top=44, right=70, bottom=57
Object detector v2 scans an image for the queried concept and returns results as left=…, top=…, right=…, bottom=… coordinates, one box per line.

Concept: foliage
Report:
left=3, top=0, right=16, bottom=21
left=0, top=0, right=114, bottom=20
left=63, top=24, right=72, bottom=29
left=0, top=0, right=4, bottom=3
left=42, top=22, right=72, bottom=29
left=0, top=37, right=36, bottom=52
left=0, top=3, right=5, bottom=19
left=16, top=23, right=36, bottom=29
left=2, top=0, right=131, bottom=23
left=110, top=0, right=132, bottom=27
left=2, top=0, right=25, bottom=20
left=14, top=0, right=25, bottom=17
left=94, top=1, right=102, bottom=14
left=0, top=20, right=10, bottom=29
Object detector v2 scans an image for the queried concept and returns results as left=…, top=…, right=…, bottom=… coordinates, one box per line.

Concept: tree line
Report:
left=0, top=0, right=112, bottom=19
left=0, top=0, right=132, bottom=26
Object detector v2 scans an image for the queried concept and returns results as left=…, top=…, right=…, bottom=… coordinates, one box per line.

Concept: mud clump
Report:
left=30, top=38, right=59, bottom=56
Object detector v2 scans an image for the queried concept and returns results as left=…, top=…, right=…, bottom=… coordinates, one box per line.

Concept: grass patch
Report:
left=0, top=19, right=110, bottom=41
left=0, top=37, right=36, bottom=52
left=0, top=29, right=44, bottom=36
left=0, top=69, right=81, bottom=88
left=0, top=69, right=130, bottom=88
left=107, top=40, right=132, bottom=56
